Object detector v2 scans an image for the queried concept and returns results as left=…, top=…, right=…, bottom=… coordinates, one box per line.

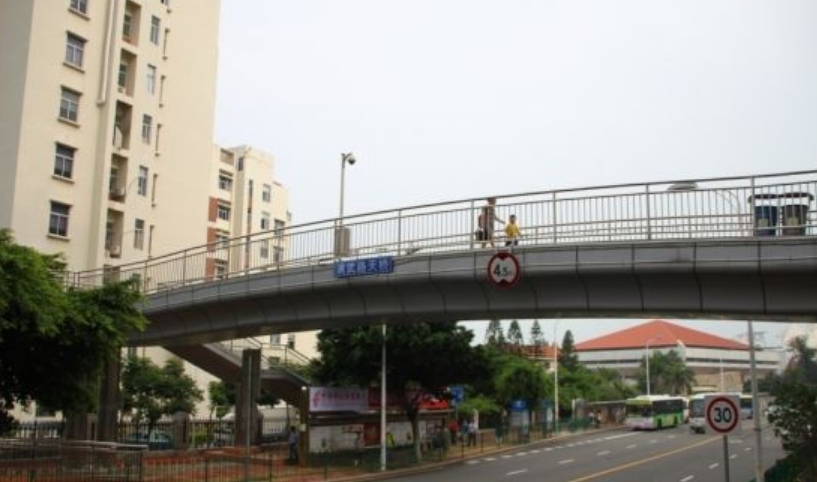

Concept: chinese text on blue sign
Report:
left=334, top=256, right=395, bottom=278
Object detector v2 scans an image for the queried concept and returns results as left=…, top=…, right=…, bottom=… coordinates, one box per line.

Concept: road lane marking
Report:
left=559, top=436, right=719, bottom=482
left=709, top=463, right=720, bottom=469
left=545, top=448, right=553, bottom=452
left=506, top=469, right=529, bottom=476
left=485, top=457, right=496, bottom=461
left=605, top=432, right=638, bottom=441
left=559, top=459, right=575, bottom=465
left=531, top=449, right=541, bottom=454
left=627, top=444, right=637, bottom=449
left=516, top=452, right=527, bottom=456
left=597, top=451, right=611, bottom=456
left=501, top=454, right=513, bottom=459
left=680, top=476, right=695, bottom=482
left=668, top=435, right=676, bottom=439
left=745, top=447, right=752, bottom=452
left=466, top=460, right=480, bottom=465
left=650, top=439, right=658, bottom=444
left=730, top=454, right=738, bottom=459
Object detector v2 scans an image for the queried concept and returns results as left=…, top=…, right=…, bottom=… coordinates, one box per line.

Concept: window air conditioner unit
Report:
left=109, top=245, right=122, bottom=257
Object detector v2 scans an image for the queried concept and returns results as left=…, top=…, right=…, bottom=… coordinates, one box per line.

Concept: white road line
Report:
left=485, top=457, right=497, bottom=461
left=709, top=463, right=720, bottom=470
left=516, top=452, right=527, bottom=457
left=506, top=469, right=529, bottom=476
left=680, top=475, right=695, bottom=482
left=597, top=451, right=611, bottom=456
left=668, top=435, right=676, bottom=439
left=651, top=439, right=658, bottom=444
left=501, top=454, right=513, bottom=459
left=558, top=459, right=574, bottom=465
left=555, top=446, right=565, bottom=449
left=531, top=449, right=541, bottom=454
left=730, top=454, right=738, bottom=460
left=567, top=444, right=576, bottom=447
left=745, top=447, right=752, bottom=452
left=466, top=460, right=480, bottom=465
left=545, top=448, right=553, bottom=452
left=605, top=432, right=639, bottom=441
left=627, top=444, right=637, bottom=449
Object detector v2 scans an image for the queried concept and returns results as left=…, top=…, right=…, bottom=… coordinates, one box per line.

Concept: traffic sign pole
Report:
left=706, top=394, right=740, bottom=482
left=722, top=435, right=730, bottom=482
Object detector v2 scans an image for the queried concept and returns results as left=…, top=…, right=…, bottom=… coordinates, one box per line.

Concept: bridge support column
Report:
left=96, top=353, right=121, bottom=442
left=235, top=349, right=262, bottom=447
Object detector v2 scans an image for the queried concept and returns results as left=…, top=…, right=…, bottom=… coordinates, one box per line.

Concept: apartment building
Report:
left=0, top=0, right=220, bottom=270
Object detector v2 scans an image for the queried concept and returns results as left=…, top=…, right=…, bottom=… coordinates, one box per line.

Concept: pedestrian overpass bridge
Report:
left=68, top=170, right=817, bottom=436
left=70, top=170, right=817, bottom=348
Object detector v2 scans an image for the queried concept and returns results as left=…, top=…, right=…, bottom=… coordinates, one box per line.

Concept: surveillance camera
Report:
left=348, top=156, right=356, bottom=165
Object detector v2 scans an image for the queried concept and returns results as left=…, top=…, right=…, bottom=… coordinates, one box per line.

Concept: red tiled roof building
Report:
left=575, top=320, right=782, bottom=392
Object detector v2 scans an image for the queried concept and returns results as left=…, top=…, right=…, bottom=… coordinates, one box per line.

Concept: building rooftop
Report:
left=575, top=320, right=749, bottom=352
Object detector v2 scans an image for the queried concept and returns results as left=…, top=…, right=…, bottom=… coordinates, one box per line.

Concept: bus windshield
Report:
left=690, top=399, right=705, bottom=417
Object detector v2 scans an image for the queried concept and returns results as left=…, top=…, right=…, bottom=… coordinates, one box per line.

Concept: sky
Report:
left=214, top=0, right=817, bottom=346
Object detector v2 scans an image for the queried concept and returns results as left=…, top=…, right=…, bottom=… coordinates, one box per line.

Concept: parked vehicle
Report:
left=124, top=430, right=173, bottom=450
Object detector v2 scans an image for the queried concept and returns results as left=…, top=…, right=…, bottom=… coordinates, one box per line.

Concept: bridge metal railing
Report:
left=67, top=170, right=817, bottom=294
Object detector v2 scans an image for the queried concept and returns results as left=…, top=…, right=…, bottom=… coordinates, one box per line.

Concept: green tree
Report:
left=208, top=381, right=232, bottom=419
left=121, top=356, right=203, bottom=434
left=495, top=356, right=548, bottom=409
left=559, top=330, right=579, bottom=372
left=0, top=230, right=145, bottom=431
left=485, top=319, right=505, bottom=346
left=507, top=320, right=524, bottom=352
left=636, top=350, right=695, bottom=395
left=530, top=320, right=545, bottom=351
left=767, top=337, right=817, bottom=480
left=311, top=322, right=483, bottom=461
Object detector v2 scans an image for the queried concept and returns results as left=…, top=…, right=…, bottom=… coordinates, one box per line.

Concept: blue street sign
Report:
left=334, top=256, right=394, bottom=279
left=450, top=386, right=465, bottom=406
left=510, top=399, right=527, bottom=411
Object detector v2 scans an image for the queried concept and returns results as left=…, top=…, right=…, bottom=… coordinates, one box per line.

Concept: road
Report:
left=390, top=422, right=784, bottom=482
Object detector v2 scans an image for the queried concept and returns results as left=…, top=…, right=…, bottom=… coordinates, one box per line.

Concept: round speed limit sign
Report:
left=487, top=252, right=521, bottom=288
left=705, top=395, right=740, bottom=434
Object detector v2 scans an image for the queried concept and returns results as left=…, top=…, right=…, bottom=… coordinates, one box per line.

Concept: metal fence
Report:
left=66, top=170, right=817, bottom=294
left=0, top=439, right=145, bottom=482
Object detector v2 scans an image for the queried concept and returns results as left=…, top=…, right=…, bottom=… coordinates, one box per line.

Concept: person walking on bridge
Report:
left=505, top=214, right=521, bottom=247
left=478, top=197, right=505, bottom=248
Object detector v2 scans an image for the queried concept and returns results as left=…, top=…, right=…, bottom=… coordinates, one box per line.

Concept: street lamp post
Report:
left=336, top=153, right=356, bottom=257
left=339, top=153, right=356, bottom=223
left=645, top=336, right=662, bottom=396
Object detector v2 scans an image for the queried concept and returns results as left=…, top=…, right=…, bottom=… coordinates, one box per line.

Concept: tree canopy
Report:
left=559, top=330, right=579, bottom=372
left=767, top=337, right=817, bottom=480
left=0, top=230, right=145, bottom=431
left=311, top=321, right=485, bottom=460
left=121, top=356, right=203, bottom=429
left=636, top=350, right=695, bottom=395
left=485, top=319, right=505, bottom=346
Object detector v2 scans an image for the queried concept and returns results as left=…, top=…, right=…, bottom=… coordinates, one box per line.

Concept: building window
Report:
left=217, top=203, right=231, bottom=221
left=150, top=16, right=160, bottom=45
left=59, top=88, right=80, bottom=122
left=65, top=33, right=85, bottom=68
left=218, top=172, right=232, bottom=191
left=122, top=12, right=133, bottom=41
left=214, top=259, right=228, bottom=279
left=260, top=242, right=269, bottom=259
left=70, top=0, right=88, bottom=14
left=260, top=212, right=270, bottom=230
left=146, top=65, right=156, bottom=94
left=141, top=114, right=152, bottom=143
left=49, top=202, right=70, bottom=237
left=134, top=218, right=145, bottom=250
left=137, top=166, right=148, bottom=196
left=160, top=0, right=170, bottom=5
left=215, top=230, right=230, bottom=248
left=118, top=60, right=128, bottom=91
left=54, top=144, right=75, bottom=179
left=262, top=184, right=271, bottom=203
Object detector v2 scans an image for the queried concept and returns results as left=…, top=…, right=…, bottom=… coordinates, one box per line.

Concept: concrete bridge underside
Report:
left=138, top=237, right=817, bottom=347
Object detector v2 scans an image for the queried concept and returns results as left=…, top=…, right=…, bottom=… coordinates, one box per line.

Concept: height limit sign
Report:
left=487, top=252, right=520, bottom=288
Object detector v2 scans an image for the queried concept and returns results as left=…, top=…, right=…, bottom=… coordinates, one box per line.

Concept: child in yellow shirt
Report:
left=505, top=214, right=520, bottom=247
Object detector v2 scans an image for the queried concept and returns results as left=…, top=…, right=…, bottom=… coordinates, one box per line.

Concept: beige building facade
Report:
left=0, top=0, right=300, bottom=419
left=0, top=0, right=219, bottom=271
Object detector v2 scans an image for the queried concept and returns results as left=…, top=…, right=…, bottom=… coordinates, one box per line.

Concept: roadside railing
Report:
left=66, top=170, right=817, bottom=294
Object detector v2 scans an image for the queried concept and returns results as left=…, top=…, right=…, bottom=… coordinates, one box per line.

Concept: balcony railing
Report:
left=67, top=170, right=817, bottom=294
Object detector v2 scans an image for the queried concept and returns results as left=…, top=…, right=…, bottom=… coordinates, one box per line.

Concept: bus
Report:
left=740, top=394, right=754, bottom=419
left=688, top=393, right=708, bottom=433
left=625, top=395, right=686, bottom=430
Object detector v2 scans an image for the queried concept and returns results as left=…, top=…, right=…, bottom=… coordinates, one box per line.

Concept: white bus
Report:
left=625, top=395, right=686, bottom=430
left=689, top=393, right=753, bottom=433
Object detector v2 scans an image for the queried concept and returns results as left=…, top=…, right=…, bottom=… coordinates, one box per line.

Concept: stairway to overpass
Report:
left=165, top=340, right=311, bottom=407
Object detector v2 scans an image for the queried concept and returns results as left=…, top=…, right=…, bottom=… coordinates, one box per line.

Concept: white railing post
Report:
left=552, top=192, right=558, bottom=243
left=645, top=184, right=652, bottom=240
left=397, top=209, right=403, bottom=255
left=181, top=249, right=188, bottom=287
